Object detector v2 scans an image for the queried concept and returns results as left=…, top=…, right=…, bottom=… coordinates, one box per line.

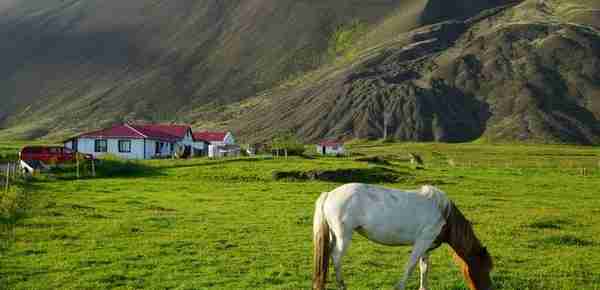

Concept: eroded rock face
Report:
left=439, top=23, right=600, bottom=143
left=235, top=4, right=600, bottom=144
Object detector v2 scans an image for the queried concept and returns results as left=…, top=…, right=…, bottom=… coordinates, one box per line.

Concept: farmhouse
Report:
left=316, top=140, right=345, bottom=155
left=193, top=131, right=239, bottom=158
left=64, top=123, right=197, bottom=160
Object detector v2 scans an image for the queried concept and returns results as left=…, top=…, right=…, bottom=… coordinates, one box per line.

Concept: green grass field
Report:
left=0, top=142, right=21, bottom=163
left=1, top=142, right=599, bottom=289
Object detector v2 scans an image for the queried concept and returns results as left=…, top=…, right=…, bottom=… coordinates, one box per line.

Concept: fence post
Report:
left=76, top=154, right=80, bottom=179
left=5, top=164, right=9, bottom=194
left=91, top=158, right=96, bottom=177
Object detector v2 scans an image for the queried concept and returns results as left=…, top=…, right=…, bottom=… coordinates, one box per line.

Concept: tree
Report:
left=271, top=130, right=305, bottom=156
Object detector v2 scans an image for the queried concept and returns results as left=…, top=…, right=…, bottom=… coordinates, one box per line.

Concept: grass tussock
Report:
left=540, top=235, right=594, bottom=247
left=272, top=167, right=404, bottom=183
left=528, top=218, right=572, bottom=230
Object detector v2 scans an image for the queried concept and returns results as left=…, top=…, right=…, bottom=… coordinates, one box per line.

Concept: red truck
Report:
left=19, top=146, right=90, bottom=165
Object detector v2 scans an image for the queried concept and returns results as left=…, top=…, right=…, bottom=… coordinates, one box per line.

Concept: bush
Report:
left=0, top=152, right=19, bottom=163
left=354, top=155, right=391, bottom=165
left=328, top=20, right=368, bottom=62
left=0, top=181, right=27, bottom=224
left=94, top=155, right=159, bottom=178
left=271, top=131, right=306, bottom=156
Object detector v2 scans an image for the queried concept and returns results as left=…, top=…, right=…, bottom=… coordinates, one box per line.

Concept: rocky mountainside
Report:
left=232, top=0, right=600, bottom=144
left=0, top=0, right=599, bottom=144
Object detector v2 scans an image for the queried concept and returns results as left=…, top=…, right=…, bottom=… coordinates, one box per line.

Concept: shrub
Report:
left=271, top=131, right=306, bottom=156
left=94, top=155, right=158, bottom=178
left=328, top=20, right=368, bottom=62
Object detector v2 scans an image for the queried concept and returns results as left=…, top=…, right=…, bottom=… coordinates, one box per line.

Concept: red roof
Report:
left=78, top=124, right=191, bottom=142
left=318, top=140, right=343, bottom=147
left=193, top=131, right=227, bottom=142
left=131, top=124, right=190, bottom=139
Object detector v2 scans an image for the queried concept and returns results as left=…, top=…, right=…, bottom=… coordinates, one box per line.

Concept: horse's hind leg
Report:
left=330, top=224, right=353, bottom=290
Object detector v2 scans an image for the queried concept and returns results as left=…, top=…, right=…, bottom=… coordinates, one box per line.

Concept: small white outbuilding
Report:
left=316, top=140, right=345, bottom=156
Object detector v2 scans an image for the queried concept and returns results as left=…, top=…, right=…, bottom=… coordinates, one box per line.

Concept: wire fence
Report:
left=1, top=162, right=24, bottom=193
left=1, top=162, right=26, bottom=251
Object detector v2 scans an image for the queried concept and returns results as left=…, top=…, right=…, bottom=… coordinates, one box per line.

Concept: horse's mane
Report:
left=419, top=185, right=451, bottom=214
left=418, top=185, right=483, bottom=257
left=443, top=202, right=482, bottom=257
left=442, top=200, right=494, bottom=290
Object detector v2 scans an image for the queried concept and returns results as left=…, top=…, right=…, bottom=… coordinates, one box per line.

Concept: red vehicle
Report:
left=19, top=146, right=89, bottom=165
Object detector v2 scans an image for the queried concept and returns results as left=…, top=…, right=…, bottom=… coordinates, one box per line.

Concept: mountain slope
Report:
left=0, top=0, right=427, bottom=138
left=0, top=0, right=598, bottom=144
left=232, top=0, right=600, bottom=144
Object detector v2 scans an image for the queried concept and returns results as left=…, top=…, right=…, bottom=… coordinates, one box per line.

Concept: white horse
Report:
left=313, top=183, right=493, bottom=290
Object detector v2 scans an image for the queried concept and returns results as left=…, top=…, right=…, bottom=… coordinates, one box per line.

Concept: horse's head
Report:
left=460, top=246, right=494, bottom=290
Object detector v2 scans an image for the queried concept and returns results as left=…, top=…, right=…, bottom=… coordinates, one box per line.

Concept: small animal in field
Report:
left=408, top=152, right=424, bottom=168
left=313, top=183, right=493, bottom=290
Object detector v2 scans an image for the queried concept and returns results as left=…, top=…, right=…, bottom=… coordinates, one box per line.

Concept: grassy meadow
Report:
left=0, top=142, right=22, bottom=163
left=1, top=142, right=599, bottom=289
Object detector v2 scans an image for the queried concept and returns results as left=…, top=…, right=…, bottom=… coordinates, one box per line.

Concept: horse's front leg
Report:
left=419, top=254, right=430, bottom=290
left=394, top=239, right=434, bottom=290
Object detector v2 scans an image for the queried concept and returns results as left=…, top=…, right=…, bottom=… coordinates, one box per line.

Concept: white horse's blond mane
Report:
left=418, top=185, right=451, bottom=216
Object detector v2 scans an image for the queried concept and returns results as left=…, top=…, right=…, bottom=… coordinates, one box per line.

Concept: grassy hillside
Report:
left=1, top=143, right=599, bottom=289
left=0, top=0, right=429, bottom=140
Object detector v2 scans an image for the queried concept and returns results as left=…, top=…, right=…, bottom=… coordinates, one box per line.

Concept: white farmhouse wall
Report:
left=64, top=140, right=74, bottom=150
left=224, top=132, right=235, bottom=145
left=145, top=140, right=172, bottom=158
left=316, top=145, right=345, bottom=155
left=329, top=146, right=345, bottom=155
left=76, top=138, right=146, bottom=159
left=192, top=141, right=208, bottom=152
left=180, top=130, right=194, bottom=146
left=208, top=132, right=235, bottom=147
left=145, top=140, right=155, bottom=158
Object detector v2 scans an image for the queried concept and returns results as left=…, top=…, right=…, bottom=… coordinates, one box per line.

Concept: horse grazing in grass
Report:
left=313, top=183, right=493, bottom=290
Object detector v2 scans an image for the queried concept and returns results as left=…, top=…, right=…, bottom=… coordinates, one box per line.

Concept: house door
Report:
left=183, top=146, right=191, bottom=158
left=155, top=142, right=161, bottom=155
left=322, top=146, right=326, bottom=155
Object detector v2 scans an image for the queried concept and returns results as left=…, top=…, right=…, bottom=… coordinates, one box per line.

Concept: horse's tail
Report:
left=313, top=192, right=331, bottom=290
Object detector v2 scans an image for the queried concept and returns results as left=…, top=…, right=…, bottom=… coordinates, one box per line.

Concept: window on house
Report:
left=118, top=140, right=131, bottom=153
left=95, top=139, right=108, bottom=152
left=155, top=142, right=163, bottom=154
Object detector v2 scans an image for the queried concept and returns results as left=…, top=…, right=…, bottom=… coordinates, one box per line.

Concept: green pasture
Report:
left=0, top=141, right=52, bottom=163
left=0, top=142, right=21, bottom=163
left=1, top=142, right=599, bottom=289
